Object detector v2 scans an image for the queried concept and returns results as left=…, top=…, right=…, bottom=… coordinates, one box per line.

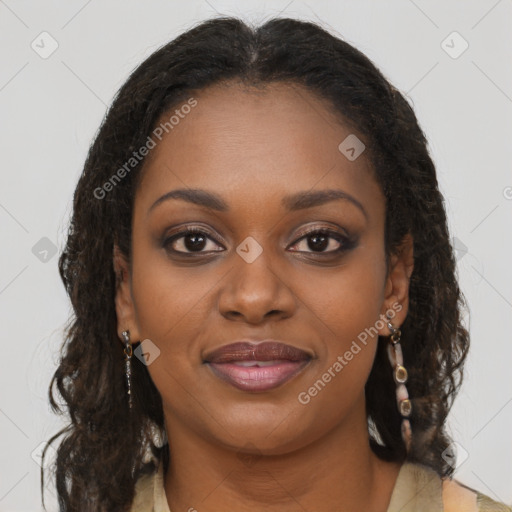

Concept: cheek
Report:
left=297, top=253, right=387, bottom=345
left=129, top=252, right=215, bottom=412
left=129, top=240, right=222, bottom=383
left=294, top=250, right=386, bottom=393
left=131, top=239, right=212, bottom=328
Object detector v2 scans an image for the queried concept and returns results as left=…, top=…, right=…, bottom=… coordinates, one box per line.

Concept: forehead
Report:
left=135, top=81, right=383, bottom=218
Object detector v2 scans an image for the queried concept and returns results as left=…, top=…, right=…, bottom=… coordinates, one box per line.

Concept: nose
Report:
left=217, top=247, right=297, bottom=324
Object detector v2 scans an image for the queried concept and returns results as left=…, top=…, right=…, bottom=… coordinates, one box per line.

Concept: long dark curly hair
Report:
left=41, top=15, right=470, bottom=512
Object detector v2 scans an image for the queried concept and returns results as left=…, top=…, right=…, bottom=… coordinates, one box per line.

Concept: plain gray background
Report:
left=1, top=1, right=511, bottom=510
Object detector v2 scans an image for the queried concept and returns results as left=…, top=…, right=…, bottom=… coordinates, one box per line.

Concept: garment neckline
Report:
left=152, top=459, right=443, bottom=512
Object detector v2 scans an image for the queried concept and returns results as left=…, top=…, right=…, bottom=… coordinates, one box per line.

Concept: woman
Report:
left=42, top=16, right=511, bottom=512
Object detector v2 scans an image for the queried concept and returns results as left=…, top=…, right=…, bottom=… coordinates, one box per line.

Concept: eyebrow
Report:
left=148, top=188, right=368, bottom=219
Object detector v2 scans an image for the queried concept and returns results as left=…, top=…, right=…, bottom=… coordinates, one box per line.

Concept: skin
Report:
left=114, top=81, right=414, bottom=512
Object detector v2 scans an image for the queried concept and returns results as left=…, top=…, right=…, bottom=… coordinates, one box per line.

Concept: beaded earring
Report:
left=122, top=330, right=133, bottom=410
left=386, top=318, right=412, bottom=453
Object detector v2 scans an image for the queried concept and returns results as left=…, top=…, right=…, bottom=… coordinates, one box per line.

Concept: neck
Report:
left=162, top=401, right=402, bottom=512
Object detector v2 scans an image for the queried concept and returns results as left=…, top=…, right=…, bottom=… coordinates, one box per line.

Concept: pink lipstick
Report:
left=203, top=341, right=312, bottom=392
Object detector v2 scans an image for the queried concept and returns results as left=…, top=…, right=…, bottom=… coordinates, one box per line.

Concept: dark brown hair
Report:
left=42, top=16, right=470, bottom=511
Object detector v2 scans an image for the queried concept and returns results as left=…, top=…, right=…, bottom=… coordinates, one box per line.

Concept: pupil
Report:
left=185, top=233, right=206, bottom=251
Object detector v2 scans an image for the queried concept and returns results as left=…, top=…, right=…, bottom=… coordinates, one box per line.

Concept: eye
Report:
left=162, top=225, right=356, bottom=257
left=288, top=227, right=354, bottom=254
left=163, top=227, right=224, bottom=255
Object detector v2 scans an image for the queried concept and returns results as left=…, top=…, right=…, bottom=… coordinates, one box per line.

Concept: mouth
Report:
left=203, top=341, right=313, bottom=392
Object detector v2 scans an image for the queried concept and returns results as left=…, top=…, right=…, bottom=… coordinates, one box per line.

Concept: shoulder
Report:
left=442, top=475, right=512, bottom=512
left=387, top=461, right=511, bottom=512
left=130, top=460, right=171, bottom=512
left=130, top=470, right=156, bottom=512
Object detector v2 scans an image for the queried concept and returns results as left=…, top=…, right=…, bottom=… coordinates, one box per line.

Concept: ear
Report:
left=378, top=233, right=414, bottom=335
left=113, top=244, right=142, bottom=343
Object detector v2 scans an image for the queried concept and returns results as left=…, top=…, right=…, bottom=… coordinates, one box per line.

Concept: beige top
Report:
left=130, top=459, right=512, bottom=512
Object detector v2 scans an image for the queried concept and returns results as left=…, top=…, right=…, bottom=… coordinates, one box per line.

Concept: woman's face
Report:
left=115, top=81, right=412, bottom=455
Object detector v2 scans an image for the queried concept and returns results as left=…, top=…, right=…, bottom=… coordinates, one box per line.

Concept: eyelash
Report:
left=162, top=225, right=357, bottom=258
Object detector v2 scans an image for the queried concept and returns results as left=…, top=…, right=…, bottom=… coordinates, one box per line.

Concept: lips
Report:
left=204, top=341, right=312, bottom=364
left=203, top=341, right=312, bottom=392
